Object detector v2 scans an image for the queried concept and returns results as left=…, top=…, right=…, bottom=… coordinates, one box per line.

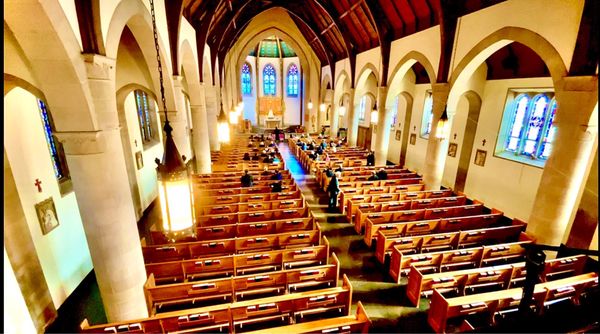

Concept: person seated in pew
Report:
left=367, top=171, right=379, bottom=181
left=320, top=140, right=327, bottom=150
left=247, top=141, right=254, bottom=148
left=269, top=140, right=276, bottom=147
left=376, top=168, right=388, bottom=180
left=243, top=152, right=251, bottom=161
left=241, top=170, right=254, bottom=187
left=307, top=141, right=315, bottom=150
left=261, top=167, right=272, bottom=176
left=252, top=152, right=260, bottom=160
left=327, top=172, right=341, bottom=211
left=259, top=140, right=265, bottom=147
left=301, top=142, right=308, bottom=151
left=260, top=149, right=269, bottom=157
left=324, top=166, right=334, bottom=178
left=331, top=145, right=337, bottom=153
left=334, top=166, right=344, bottom=173
left=263, top=155, right=274, bottom=163
left=270, top=180, right=283, bottom=193
left=271, top=169, right=283, bottom=180
left=316, top=146, right=324, bottom=156
left=366, top=151, right=375, bottom=166
left=324, top=153, right=331, bottom=162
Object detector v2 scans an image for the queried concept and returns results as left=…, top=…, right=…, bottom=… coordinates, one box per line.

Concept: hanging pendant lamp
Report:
left=435, top=107, right=450, bottom=140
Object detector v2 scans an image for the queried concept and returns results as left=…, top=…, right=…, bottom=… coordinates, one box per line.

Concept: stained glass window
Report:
left=263, top=64, right=276, bottom=96
left=241, top=63, right=252, bottom=95
left=358, top=96, right=367, bottom=121
left=134, top=90, right=156, bottom=144
left=391, top=95, right=399, bottom=128
left=287, top=64, right=299, bottom=97
left=38, top=99, right=69, bottom=180
left=501, top=92, right=556, bottom=161
left=421, top=91, right=433, bottom=137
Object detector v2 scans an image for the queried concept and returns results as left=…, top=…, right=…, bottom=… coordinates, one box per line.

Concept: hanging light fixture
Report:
left=436, top=107, right=450, bottom=140
left=217, top=101, right=230, bottom=143
left=319, top=103, right=326, bottom=112
left=150, top=0, right=194, bottom=242
left=308, top=99, right=313, bottom=110
left=338, top=99, right=346, bottom=116
left=229, top=107, right=239, bottom=125
left=370, top=101, right=379, bottom=124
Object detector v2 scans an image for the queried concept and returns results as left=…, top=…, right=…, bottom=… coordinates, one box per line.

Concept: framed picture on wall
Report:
left=395, top=130, right=402, bottom=141
left=409, top=133, right=416, bottom=145
left=474, top=149, right=487, bottom=166
left=35, top=197, right=59, bottom=235
left=135, top=151, right=144, bottom=170
left=448, top=142, right=458, bottom=157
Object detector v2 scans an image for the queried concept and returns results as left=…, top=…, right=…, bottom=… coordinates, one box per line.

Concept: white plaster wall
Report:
left=4, top=88, right=93, bottom=308
left=334, top=58, right=351, bottom=87
left=462, top=77, right=553, bottom=220
left=441, top=96, right=469, bottom=186
left=387, top=26, right=441, bottom=84
left=4, top=26, right=40, bottom=89
left=283, top=57, right=301, bottom=125
left=404, top=84, right=430, bottom=174
left=4, top=248, right=36, bottom=334
left=242, top=56, right=258, bottom=124
left=123, top=94, right=163, bottom=209
left=451, top=0, right=584, bottom=76
left=355, top=47, right=382, bottom=86
left=58, top=0, right=83, bottom=51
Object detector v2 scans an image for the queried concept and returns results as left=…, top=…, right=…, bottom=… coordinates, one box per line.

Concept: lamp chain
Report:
left=149, top=0, right=168, bottom=122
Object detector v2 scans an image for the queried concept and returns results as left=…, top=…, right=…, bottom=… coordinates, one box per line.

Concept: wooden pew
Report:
left=406, top=254, right=588, bottom=306
left=143, top=227, right=322, bottom=263
left=81, top=275, right=354, bottom=334
left=196, top=184, right=299, bottom=198
left=374, top=222, right=528, bottom=264
left=144, top=253, right=341, bottom=315
left=197, top=190, right=303, bottom=206
left=364, top=211, right=506, bottom=248
left=427, top=272, right=598, bottom=333
left=339, top=184, right=426, bottom=210
left=195, top=207, right=312, bottom=227
left=244, top=301, right=371, bottom=334
left=389, top=240, right=532, bottom=283
left=197, top=198, right=304, bottom=216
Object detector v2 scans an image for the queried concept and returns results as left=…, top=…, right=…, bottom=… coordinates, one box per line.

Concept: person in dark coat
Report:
left=252, top=152, right=260, bottom=160
left=243, top=152, right=251, bottom=161
left=324, top=166, right=334, bottom=178
left=263, top=155, right=274, bottom=163
left=367, top=171, right=379, bottom=181
left=327, top=172, right=341, bottom=211
left=261, top=167, right=272, bottom=176
left=366, top=151, right=375, bottom=166
left=274, top=127, right=281, bottom=142
left=270, top=180, right=283, bottom=193
left=271, top=169, right=283, bottom=180
left=241, top=170, right=254, bottom=187
left=376, top=168, right=388, bottom=180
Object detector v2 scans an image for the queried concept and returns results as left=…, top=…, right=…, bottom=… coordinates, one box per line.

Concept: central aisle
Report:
left=277, top=142, right=429, bottom=333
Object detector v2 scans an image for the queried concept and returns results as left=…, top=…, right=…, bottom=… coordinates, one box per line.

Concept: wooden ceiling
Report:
left=182, top=0, right=505, bottom=68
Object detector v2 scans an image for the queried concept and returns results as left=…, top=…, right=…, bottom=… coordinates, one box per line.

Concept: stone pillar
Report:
left=191, top=83, right=212, bottom=174
left=58, top=54, right=148, bottom=322
left=205, top=84, right=220, bottom=151
left=374, top=86, right=390, bottom=165
left=527, top=77, right=598, bottom=246
left=331, top=101, right=340, bottom=138
left=347, top=89, right=357, bottom=146
left=170, top=76, right=192, bottom=160
left=422, top=83, right=450, bottom=190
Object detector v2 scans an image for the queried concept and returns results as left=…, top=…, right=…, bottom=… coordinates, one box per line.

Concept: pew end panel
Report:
left=428, top=289, right=450, bottom=333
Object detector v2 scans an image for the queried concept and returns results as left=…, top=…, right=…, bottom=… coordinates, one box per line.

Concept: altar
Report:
left=259, top=97, right=283, bottom=128
left=266, top=119, right=281, bottom=128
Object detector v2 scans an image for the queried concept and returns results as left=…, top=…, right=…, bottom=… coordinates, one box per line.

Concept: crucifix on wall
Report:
left=34, top=179, right=42, bottom=193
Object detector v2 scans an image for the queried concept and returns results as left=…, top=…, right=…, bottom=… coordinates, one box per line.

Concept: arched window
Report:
left=499, top=91, right=557, bottom=164
left=391, top=95, right=399, bottom=128
left=358, top=95, right=367, bottom=121
left=38, top=99, right=70, bottom=182
left=287, top=64, right=299, bottom=96
left=241, top=63, right=252, bottom=95
left=263, top=64, right=276, bottom=96
left=134, top=89, right=158, bottom=145
left=421, top=91, right=433, bottom=138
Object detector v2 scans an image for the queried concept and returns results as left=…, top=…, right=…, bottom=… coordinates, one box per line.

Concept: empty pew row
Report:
left=375, top=222, right=529, bottom=264
left=193, top=179, right=296, bottom=190
left=245, top=301, right=371, bottom=334
left=364, top=211, right=506, bottom=248
left=427, top=272, right=599, bottom=333
left=80, top=275, right=356, bottom=334
left=196, top=207, right=313, bottom=227
left=346, top=189, right=455, bottom=220
left=196, top=190, right=303, bottom=206
left=196, top=198, right=305, bottom=216
left=339, top=184, right=426, bottom=210
left=143, top=228, right=322, bottom=263
left=150, top=217, right=316, bottom=244
left=354, top=198, right=476, bottom=234
left=407, top=254, right=588, bottom=306
left=195, top=184, right=299, bottom=198
left=389, top=240, right=533, bottom=283
left=143, top=253, right=341, bottom=315
left=145, top=241, right=330, bottom=284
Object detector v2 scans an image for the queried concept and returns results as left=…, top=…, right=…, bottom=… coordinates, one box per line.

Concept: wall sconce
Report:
left=370, top=102, right=379, bottom=124
left=435, top=107, right=450, bottom=140
left=217, top=101, right=230, bottom=143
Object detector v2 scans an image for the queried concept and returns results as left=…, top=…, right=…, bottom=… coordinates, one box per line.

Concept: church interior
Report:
left=4, top=0, right=600, bottom=333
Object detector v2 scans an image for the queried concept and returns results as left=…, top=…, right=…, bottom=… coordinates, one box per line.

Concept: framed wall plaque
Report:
left=448, top=142, right=458, bottom=157
left=35, top=197, right=59, bottom=235
left=135, top=151, right=144, bottom=170
left=395, top=130, right=402, bottom=141
left=474, top=149, right=487, bottom=166
left=409, top=133, right=416, bottom=145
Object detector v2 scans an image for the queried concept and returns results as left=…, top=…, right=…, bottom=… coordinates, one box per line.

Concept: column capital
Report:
left=82, top=53, right=116, bottom=80
left=55, top=130, right=109, bottom=155
left=172, top=75, right=184, bottom=87
left=431, top=83, right=450, bottom=96
left=555, top=76, right=598, bottom=92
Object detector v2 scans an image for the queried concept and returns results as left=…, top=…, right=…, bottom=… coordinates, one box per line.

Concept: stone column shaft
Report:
left=374, top=86, right=390, bottom=165
left=423, top=83, right=450, bottom=190
left=205, top=85, right=220, bottom=151
left=346, top=89, right=357, bottom=146
left=527, top=77, right=598, bottom=245
left=191, top=83, right=212, bottom=174
left=171, top=76, right=192, bottom=160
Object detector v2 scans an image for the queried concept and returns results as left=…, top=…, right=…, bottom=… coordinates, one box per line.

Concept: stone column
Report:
left=374, top=86, right=390, bottom=165
left=205, top=84, right=220, bottom=151
left=347, top=89, right=357, bottom=146
left=170, top=76, right=192, bottom=160
left=422, top=83, right=450, bottom=190
left=191, top=83, right=212, bottom=174
left=56, top=54, right=148, bottom=322
left=527, top=76, right=598, bottom=246
left=331, top=100, right=340, bottom=138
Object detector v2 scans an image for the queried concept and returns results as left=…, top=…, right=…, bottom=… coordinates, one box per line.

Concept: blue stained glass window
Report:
left=421, top=91, right=433, bottom=137
left=241, top=63, right=252, bottom=95
left=38, top=99, right=66, bottom=180
left=263, top=64, right=276, bottom=96
left=539, top=99, right=557, bottom=159
left=505, top=95, right=530, bottom=152
left=134, top=90, right=156, bottom=144
left=358, top=96, right=367, bottom=121
left=522, top=95, right=549, bottom=155
left=391, top=95, right=399, bottom=128
left=287, top=64, right=298, bottom=96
